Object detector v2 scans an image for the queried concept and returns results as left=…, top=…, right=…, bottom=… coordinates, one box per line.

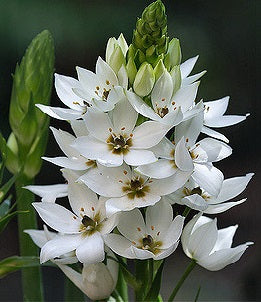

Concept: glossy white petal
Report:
left=175, top=137, right=194, bottom=171
left=76, top=232, right=105, bottom=264
left=212, top=225, right=238, bottom=251
left=135, top=159, right=177, bottom=179
left=204, top=96, right=229, bottom=120
left=132, top=121, right=169, bottom=149
left=104, top=234, right=134, bottom=259
left=204, top=199, right=246, bottom=214
left=180, top=56, right=199, bottom=79
left=182, top=194, right=208, bottom=211
left=25, top=184, right=68, bottom=203
left=201, top=126, right=229, bottom=143
left=161, top=215, right=185, bottom=249
left=36, top=104, right=82, bottom=120
left=96, top=57, right=118, bottom=86
left=70, top=119, right=89, bottom=137
left=124, top=149, right=157, bottom=166
left=40, top=234, right=82, bottom=263
left=182, top=70, right=207, bottom=86
left=42, top=156, right=88, bottom=170
left=33, top=202, right=81, bottom=233
left=172, top=82, right=199, bottom=113
left=150, top=137, right=175, bottom=159
left=153, top=242, right=179, bottom=260
left=24, top=229, right=50, bottom=248
left=192, top=164, right=223, bottom=197
left=205, top=115, right=249, bottom=128
left=50, top=127, right=77, bottom=157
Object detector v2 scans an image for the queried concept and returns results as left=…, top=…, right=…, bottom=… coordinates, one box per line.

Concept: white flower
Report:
left=32, top=169, right=118, bottom=264
left=57, top=249, right=118, bottom=300
left=167, top=173, right=254, bottom=213
left=79, top=164, right=191, bottom=215
left=202, top=96, right=250, bottom=143
left=25, top=225, right=77, bottom=264
left=126, top=75, right=202, bottom=126
left=24, top=184, right=68, bottom=203
left=36, top=73, right=88, bottom=121
left=72, top=98, right=170, bottom=167
left=105, top=200, right=184, bottom=260
left=181, top=214, right=253, bottom=271
left=42, top=126, right=97, bottom=171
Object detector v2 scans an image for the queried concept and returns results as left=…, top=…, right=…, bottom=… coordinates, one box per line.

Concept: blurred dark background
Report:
left=0, top=0, right=259, bottom=301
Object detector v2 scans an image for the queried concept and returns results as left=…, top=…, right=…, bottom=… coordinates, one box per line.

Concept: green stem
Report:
left=168, top=260, right=196, bottom=302
left=182, top=207, right=191, bottom=218
left=16, top=175, right=44, bottom=302
left=116, top=261, right=128, bottom=302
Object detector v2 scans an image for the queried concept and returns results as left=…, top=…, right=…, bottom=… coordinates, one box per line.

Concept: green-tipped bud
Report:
left=154, top=59, right=166, bottom=81
left=164, top=38, right=181, bottom=70
left=7, top=30, right=55, bottom=178
left=132, top=0, right=168, bottom=67
left=105, top=34, right=128, bottom=73
left=126, top=57, right=137, bottom=85
left=170, top=65, right=181, bottom=94
left=133, top=62, right=155, bottom=97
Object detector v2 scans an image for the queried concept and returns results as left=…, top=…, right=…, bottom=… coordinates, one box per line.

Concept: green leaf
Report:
left=0, top=256, right=44, bottom=278
left=0, top=199, right=11, bottom=217
left=144, top=260, right=165, bottom=302
left=0, top=173, right=19, bottom=203
left=0, top=209, right=28, bottom=233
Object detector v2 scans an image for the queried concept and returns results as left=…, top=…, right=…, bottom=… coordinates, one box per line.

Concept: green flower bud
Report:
left=154, top=59, right=166, bottom=81
left=132, top=0, right=168, bottom=67
left=164, top=38, right=181, bottom=70
left=170, top=65, right=181, bottom=94
left=108, top=45, right=126, bottom=74
left=7, top=30, right=54, bottom=178
left=126, top=57, right=137, bottom=86
left=133, top=62, right=155, bottom=97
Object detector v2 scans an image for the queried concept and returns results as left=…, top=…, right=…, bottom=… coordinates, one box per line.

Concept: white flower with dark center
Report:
left=72, top=98, right=170, bottom=167
left=201, top=96, right=250, bottom=143
left=104, top=200, right=184, bottom=260
left=181, top=214, right=253, bottom=271
left=79, top=163, right=191, bottom=215
left=42, top=126, right=97, bottom=171
left=73, top=57, right=127, bottom=112
left=126, top=74, right=202, bottom=126
left=32, top=169, right=118, bottom=264
left=166, top=173, right=254, bottom=213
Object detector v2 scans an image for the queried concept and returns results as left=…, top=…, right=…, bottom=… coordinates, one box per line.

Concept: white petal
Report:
left=131, top=246, right=154, bottom=259
left=135, top=159, right=176, bottom=179
left=182, top=101, right=204, bottom=122
left=201, top=125, right=229, bottom=143
left=198, top=243, right=253, bottom=271
left=112, top=97, right=137, bottom=133
left=146, top=200, right=173, bottom=238
left=205, top=115, right=249, bottom=128
left=43, top=156, right=87, bottom=170
left=182, top=70, right=207, bottom=86
left=79, top=165, right=128, bottom=197
left=104, top=234, right=134, bottom=259
left=55, top=73, right=83, bottom=109
left=194, top=138, right=232, bottom=162
left=214, top=173, right=254, bottom=203
left=118, top=65, right=128, bottom=88
left=124, top=149, right=157, bottom=166
left=118, top=209, right=146, bottom=242
left=40, top=234, right=82, bottom=263
left=36, top=104, right=81, bottom=120
left=175, top=110, right=204, bottom=147
left=182, top=194, right=208, bottom=211
left=192, top=164, right=224, bottom=196
left=161, top=215, right=184, bottom=249
left=33, top=202, right=81, bottom=233
left=25, top=229, right=50, bottom=248
left=25, top=184, right=68, bottom=203
left=204, top=199, right=246, bottom=214
left=204, top=96, right=229, bottom=120
left=175, top=137, right=194, bottom=171
left=96, top=57, right=118, bottom=86
left=153, top=242, right=179, bottom=260
left=151, top=71, right=173, bottom=111
left=212, top=225, right=238, bottom=251
left=172, top=82, right=199, bottom=113
left=188, top=219, right=218, bottom=259
left=132, top=121, right=169, bottom=149
left=150, top=137, right=175, bottom=159
left=70, top=119, right=89, bottom=137
left=180, top=56, right=199, bottom=79
left=50, top=127, right=77, bottom=157
left=84, top=111, right=113, bottom=141
left=76, top=232, right=105, bottom=264
left=161, top=108, right=184, bottom=126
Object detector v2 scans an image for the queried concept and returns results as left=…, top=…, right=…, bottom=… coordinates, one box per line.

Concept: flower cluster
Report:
left=25, top=1, right=253, bottom=300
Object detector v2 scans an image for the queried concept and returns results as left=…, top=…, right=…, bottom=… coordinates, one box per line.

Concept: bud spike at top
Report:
left=132, top=0, right=168, bottom=67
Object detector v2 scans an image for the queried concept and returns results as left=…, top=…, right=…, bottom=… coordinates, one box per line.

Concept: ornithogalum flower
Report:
left=32, top=170, right=117, bottom=264
left=167, top=173, right=254, bottom=213
left=105, top=200, right=184, bottom=260
left=181, top=214, right=253, bottom=271
left=72, top=98, right=170, bottom=167
left=80, top=163, right=191, bottom=215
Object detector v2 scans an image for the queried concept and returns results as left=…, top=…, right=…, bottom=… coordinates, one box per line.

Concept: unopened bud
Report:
left=133, top=62, right=155, bottom=97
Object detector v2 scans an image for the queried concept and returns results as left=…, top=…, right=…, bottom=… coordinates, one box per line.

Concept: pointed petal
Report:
left=213, top=225, right=238, bottom=251
left=25, top=184, right=68, bottom=203
left=124, top=149, right=157, bottom=166
left=204, top=96, right=229, bottom=120
left=50, top=127, right=77, bottom=157
left=153, top=242, right=179, bottom=260
left=175, top=137, right=194, bottom=171
left=180, top=56, right=199, bottom=79
left=161, top=215, right=185, bottom=249
left=36, top=104, right=82, bottom=120
left=96, top=57, right=118, bottom=86
left=76, top=232, right=105, bottom=264
left=182, top=194, right=208, bottom=211
left=182, top=70, right=207, bottom=86
left=33, top=202, right=81, bottom=233
left=201, top=125, right=229, bottom=143
left=42, top=156, right=87, bottom=170
left=192, top=164, right=224, bottom=196
left=205, top=115, right=249, bottom=128
left=204, top=199, right=246, bottom=214
left=104, top=234, right=134, bottom=259
left=70, top=119, right=89, bottom=137
left=135, top=159, right=176, bottom=179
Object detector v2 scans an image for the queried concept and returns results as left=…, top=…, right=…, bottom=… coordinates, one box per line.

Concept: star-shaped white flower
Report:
left=181, top=214, right=253, bottom=271
left=72, top=98, right=170, bottom=167
left=33, top=170, right=118, bottom=264
left=201, top=96, right=250, bottom=142
left=104, top=200, right=184, bottom=260
left=166, top=173, right=254, bottom=213
left=79, top=163, right=191, bottom=215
